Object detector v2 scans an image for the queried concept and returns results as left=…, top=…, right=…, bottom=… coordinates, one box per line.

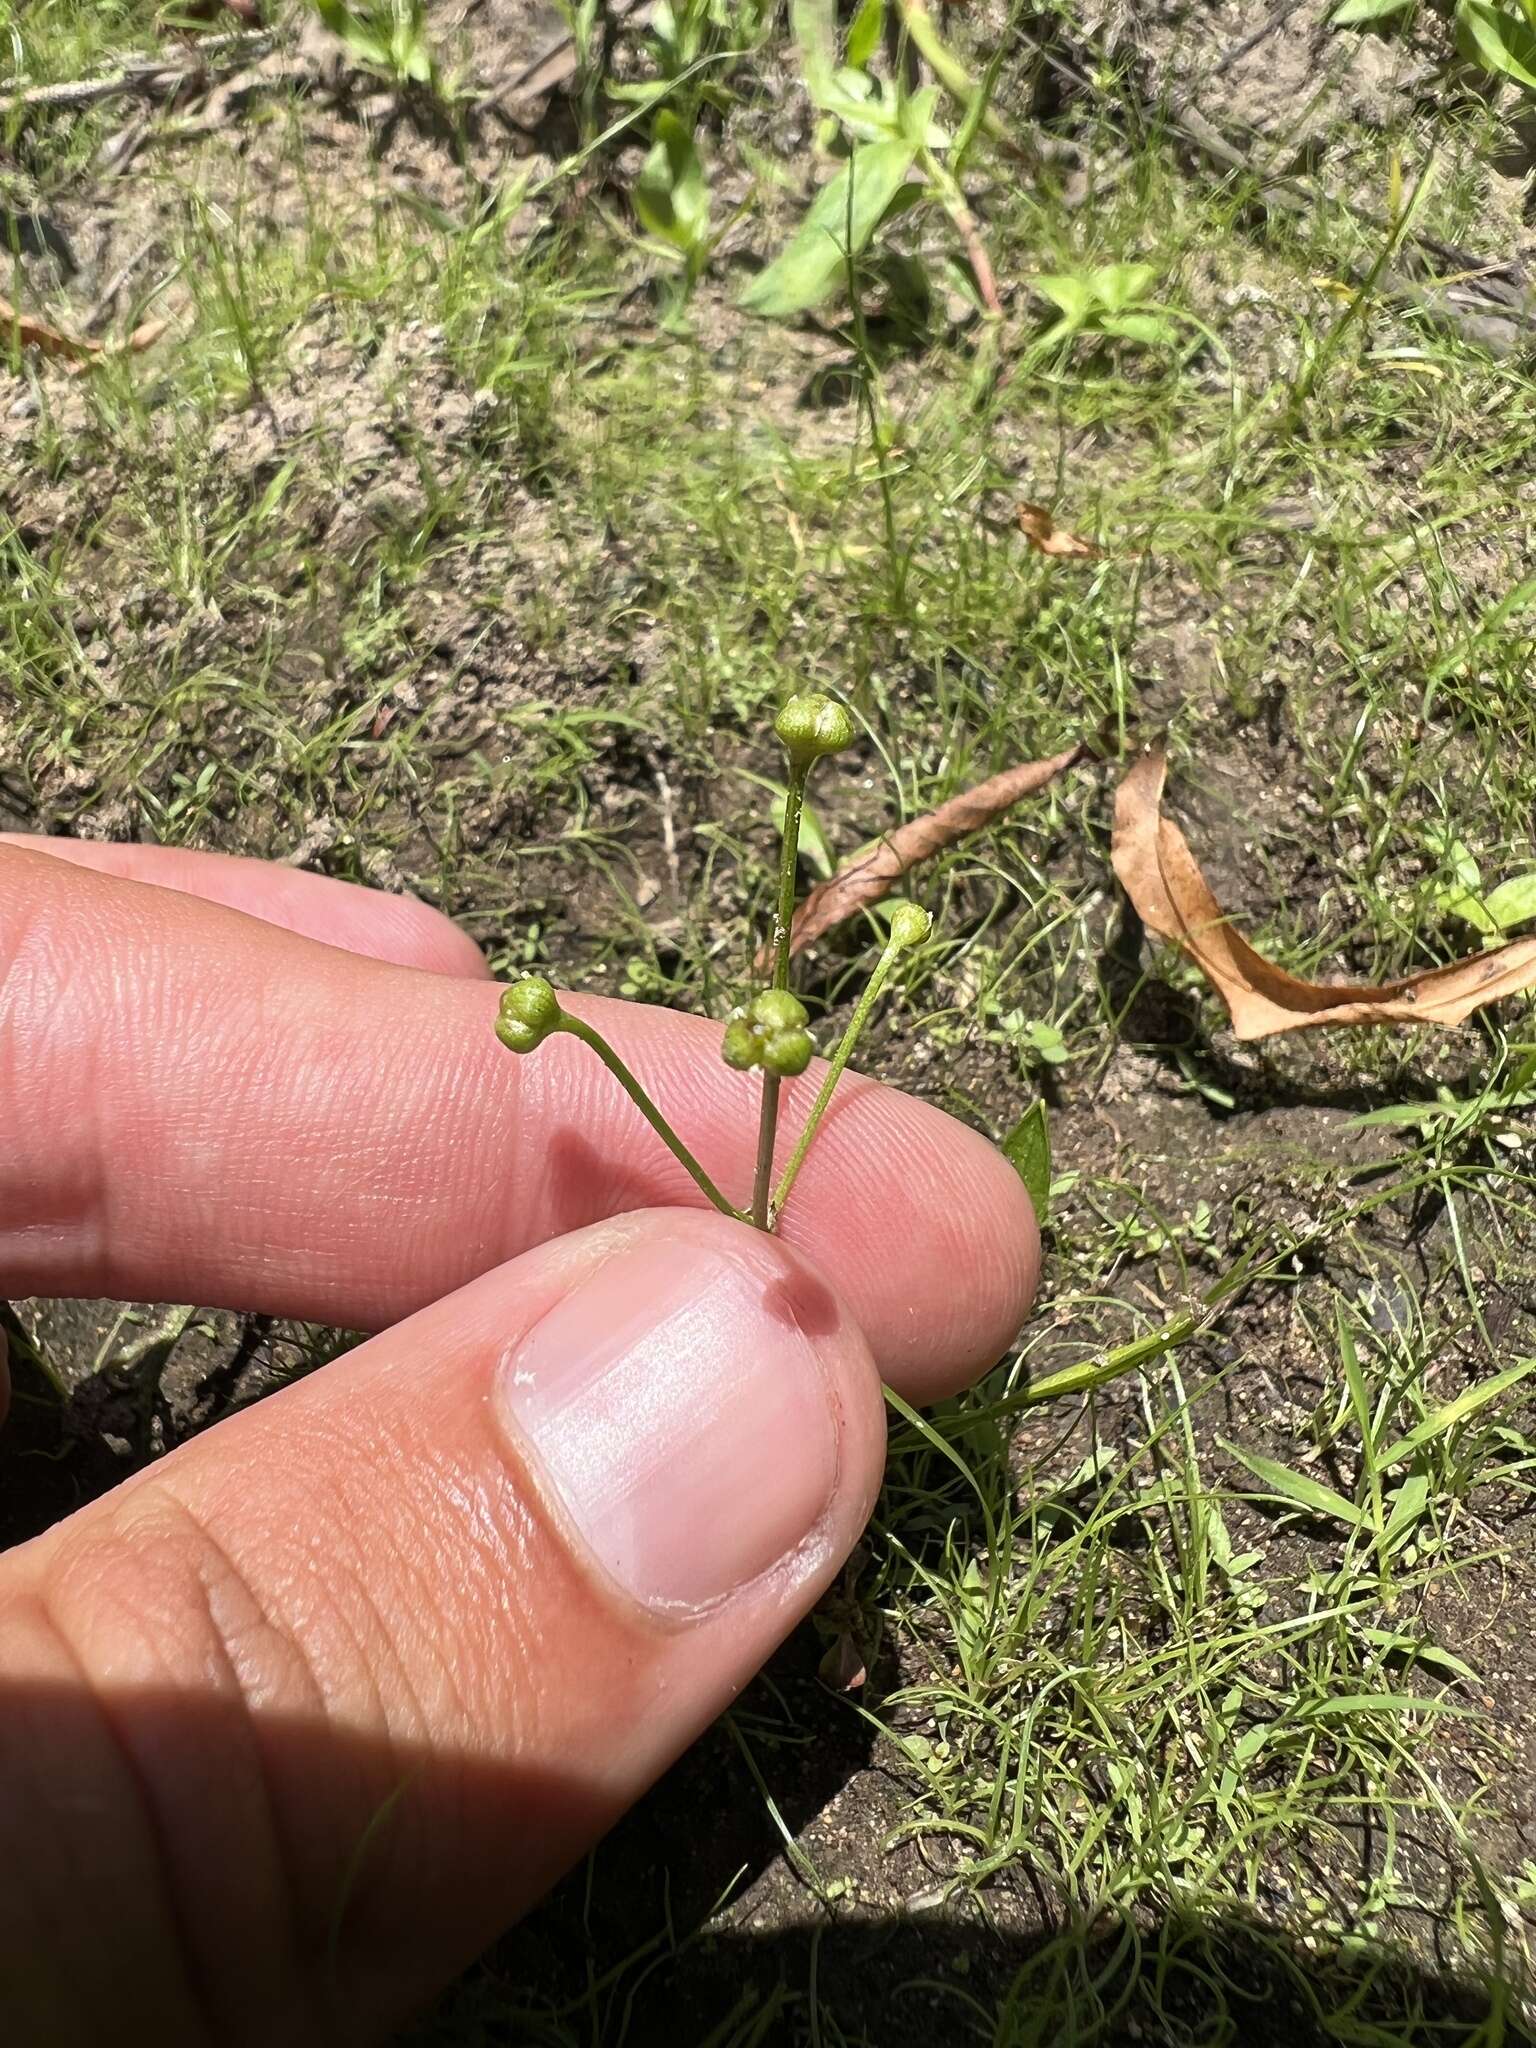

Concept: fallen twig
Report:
left=0, top=293, right=167, bottom=365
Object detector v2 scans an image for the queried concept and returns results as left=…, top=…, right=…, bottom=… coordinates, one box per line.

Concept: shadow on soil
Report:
left=468, top=1629, right=1532, bottom=2048
left=481, top=1909, right=1533, bottom=2047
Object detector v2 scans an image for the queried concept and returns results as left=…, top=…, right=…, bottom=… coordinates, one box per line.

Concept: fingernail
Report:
left=495, top=1239, right=842, bottom=1617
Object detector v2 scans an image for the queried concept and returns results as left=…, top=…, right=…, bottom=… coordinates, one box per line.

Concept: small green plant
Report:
left=493, top=694, right=933, bottom=1230
left=312, top=0, right=438, bottom=88
left=1027, top=261, right=1185, bottom=358
left=631, top=111, right=716, bottom=309
left=738, top=0, right=1016, bottom=321
left=1430, top=829, right=1536, bottom=937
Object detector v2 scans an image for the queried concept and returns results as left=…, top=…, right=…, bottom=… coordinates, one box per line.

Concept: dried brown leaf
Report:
left=0, top=296, right=170, bottom=371
left=123, top=315, right=170, bottom=353
left=0, top=294, right=101, bottom=362
left=1016, top=501, right=1100, bottom=558
left=1111, top=750, right=1536, bottom=1039
left=817, top=1631, right=867, bottom=1692
left=782, top=742, right=1085, bottom=960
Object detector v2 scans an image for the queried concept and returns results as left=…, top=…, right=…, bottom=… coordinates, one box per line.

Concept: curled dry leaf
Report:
left=781, top=742, right=1085, bottom=960
left=0, top=296, right=169, bottom=369
left=1111, top=750, right=1536, bottom=1039
left=817, top=1631, right=867, bottom=1693
left=1016, top=501, right=1100, bottom=558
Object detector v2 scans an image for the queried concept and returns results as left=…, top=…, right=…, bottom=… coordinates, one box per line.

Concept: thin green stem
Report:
left=558, top=1014, right=745, bottom=1221
left=772, top=764, right=807, bottom=990
left=751, top=1072, right=781, bottom=1232
left=752, top=759, right=810, bottom=1229
left=771, top=938, right=902, bottom=1224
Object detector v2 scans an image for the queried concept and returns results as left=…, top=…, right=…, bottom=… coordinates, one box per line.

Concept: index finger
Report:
left=0, top=847, right=1037, bottom=1400
left=1, top=834, right=490, bottom=979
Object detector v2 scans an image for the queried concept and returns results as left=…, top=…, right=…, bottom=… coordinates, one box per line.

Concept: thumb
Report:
left=1, top=1210, right=886, bottom=2047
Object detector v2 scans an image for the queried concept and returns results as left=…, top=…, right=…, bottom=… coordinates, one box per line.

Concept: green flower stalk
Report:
left=491, top=697, right=937, bottom=1238
left=770, top=903, right=931, bottom=1225
left=496, top=978, right=744, bottom=1222
left=750, top=693, right=857, bottom=1228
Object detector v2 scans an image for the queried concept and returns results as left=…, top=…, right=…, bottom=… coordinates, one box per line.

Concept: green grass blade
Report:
left=1378, top=1355, right=1536, bottom=1470
left=1219, top=1441, right=1368, bottom=1529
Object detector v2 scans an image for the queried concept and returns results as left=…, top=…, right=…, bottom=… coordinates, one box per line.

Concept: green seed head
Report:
left=749, top=987, right=808, bottom=1032
left=762, top=1026, right=814, bottom=1078
left=495, top=975, right=563, bottom=1054
left=774, top=692, right=856, bottom=765
left=889, top=902, right=932, bottom=949
left=721, top=1017, right=761, bottom=1071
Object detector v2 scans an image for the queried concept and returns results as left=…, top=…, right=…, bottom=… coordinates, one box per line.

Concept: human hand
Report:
left=0, top=839, right=1037, bottom=2045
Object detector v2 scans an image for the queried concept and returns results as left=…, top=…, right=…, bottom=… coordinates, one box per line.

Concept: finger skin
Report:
left=0, top=846, right=1037, bottom=1399
left=1, top=1211, right=887, bottom=2045
left=1, top=835, right=489, bottom=980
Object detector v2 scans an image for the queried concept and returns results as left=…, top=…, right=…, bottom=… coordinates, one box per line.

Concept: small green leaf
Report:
left=740, top=139, right=915, bottom=317
left=1090, top=260, right=1158, bottom=313
left=1347, top=1099, right=1459, bottom=1130
left=1097, top=310, right=1179, bottom=346
left=1001, top=1101, right=1051, bottom=1221
left=634, top=112, right=709, bottom=253
left=846, top=0, right=887, bottom=71
left=1482, top=872, right=1536, bottom=930
left=1020, top=1314, right=1197, bottom=1405
left=394, top=23, right=433, bottom=82
left=1302, top=1692, right=1471, bottom=1720
left=1220, top=1441, right=1368, bottom=1529
left=1456, top=0, right=1536, bottom=86
left=1033, top=273, right=1094, bottom=324
left=1378, top=1354, right=1536, bottom=1469
left=1332, top=0, right=1417, bottom=21
left=897, top=82, right=947, bottom=150
left=1442, top=887, right=1499, bottom=934
left=1023, top=1019, right=1070, bottom=1065
left=1336, top=1307, right=1377, bottom=1481
left=832, top=63, right=882, bottom=105
left=1381, top=1470, right=1429, bottom=1548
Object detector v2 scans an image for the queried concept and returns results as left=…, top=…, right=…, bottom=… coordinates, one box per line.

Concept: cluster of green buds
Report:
left=489, top=688, right=936, bottom=1233
left=720, top=989, right=815, bottom=1079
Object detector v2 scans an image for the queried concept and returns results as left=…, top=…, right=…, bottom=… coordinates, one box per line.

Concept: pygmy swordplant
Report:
left=493, top=693, right=931, bottom=1231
